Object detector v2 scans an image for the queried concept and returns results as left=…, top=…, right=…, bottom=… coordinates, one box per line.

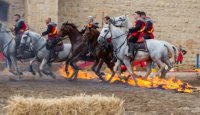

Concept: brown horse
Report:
left=83, top=28, right=115, bottom=77
left=59, top=22, right=115, bottom=81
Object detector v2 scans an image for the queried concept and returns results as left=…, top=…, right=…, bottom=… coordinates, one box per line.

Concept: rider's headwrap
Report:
left=88, top=16, right=94, bottom=20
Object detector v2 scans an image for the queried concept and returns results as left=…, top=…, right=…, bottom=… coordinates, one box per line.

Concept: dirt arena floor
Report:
left=0, top=66, right=200, bottom=115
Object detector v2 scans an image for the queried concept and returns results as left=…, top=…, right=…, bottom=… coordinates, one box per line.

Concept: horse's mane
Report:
left=24, top=30, right=45, bottom=40
left=63, top=22, right=78, bottom=29
left=0, top=22, right=9, bottom=32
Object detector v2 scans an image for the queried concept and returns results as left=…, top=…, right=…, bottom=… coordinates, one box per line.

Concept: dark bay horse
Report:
left=59, top=22, right=115, bottom=81
left=83, top=28, right=115, bottom=79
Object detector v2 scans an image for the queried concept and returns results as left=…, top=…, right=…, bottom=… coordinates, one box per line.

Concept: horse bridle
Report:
left=22, top=31, right=43, bottom=51
left=0, top=30, right=15, bottom=59
left=110, top=15, right=127, bottom=27
left=99, top=23, right=128, bottom=59
left=100, top=23, right=128, bottom=42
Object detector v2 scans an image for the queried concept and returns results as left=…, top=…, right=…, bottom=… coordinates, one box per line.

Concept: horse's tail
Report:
left=161, top=41, right=177, bottom=63
left=172, top=45, right=178, bottom=64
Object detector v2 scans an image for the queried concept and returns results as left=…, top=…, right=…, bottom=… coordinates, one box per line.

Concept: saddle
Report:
left=47, top=40, right=64, bottom=62
left=134, top=41, right=148, bottom=52
left=54, top=40, right=64, bottom=52
left=129, top=41, right=148, bottom=61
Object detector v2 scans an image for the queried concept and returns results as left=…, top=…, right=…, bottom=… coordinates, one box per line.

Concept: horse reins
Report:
left=100, top=23, right=128, bottom=60
left=0, top=31, right=15, bottom=59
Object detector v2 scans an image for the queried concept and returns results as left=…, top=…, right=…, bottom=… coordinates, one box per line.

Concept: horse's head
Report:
left=20, top=30, right=31, bottom=45
left=59, top=22, right=78, bottom=37
left=20, top=30, right=31, bottom=52
left=97, top=24, right=112, bottom=44
left=110, top=15, right=132, bottom=30
left=83, top=27, right=100, bottom=42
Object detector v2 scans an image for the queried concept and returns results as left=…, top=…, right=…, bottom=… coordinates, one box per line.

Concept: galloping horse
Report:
left=110, top=15, right=178, bottom=78
left=20, top=30, right=72, bottom=78
left=0, top=22, right=22, bottom=79
left=98, top=23, right=176, bottom=85
left=59, top=22, right=115, bottom=81
left=0, top=22, right=38, bottom=80
left=83, top=27, right=116, bottom=80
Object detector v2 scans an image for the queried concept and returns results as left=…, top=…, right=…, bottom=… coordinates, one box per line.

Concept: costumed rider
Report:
left=13, top=14, right=28, bottom=49
left=80, top=16, right=99, bottom=34
left=141, top=11, right=154, bottom=39
left=128, top=11, right=145, bottom=58
left=41, top=17, right=58, bottom=62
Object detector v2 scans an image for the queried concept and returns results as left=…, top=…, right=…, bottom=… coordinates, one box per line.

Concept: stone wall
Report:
left=58, top=0, right=200, bottom=68
left=25, top=0, right=58, bottom=33
left=4, top=0, right=25, bottom=27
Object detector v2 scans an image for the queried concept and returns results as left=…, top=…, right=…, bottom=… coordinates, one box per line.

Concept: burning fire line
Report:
left=58, top=65, right=193, bottom=93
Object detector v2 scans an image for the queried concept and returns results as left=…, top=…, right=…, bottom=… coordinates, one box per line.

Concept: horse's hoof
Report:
left=9, top=77, right=17, bottom=81
left=38, top=72, right=43, bottom=77
left=65, top=77, right=73, bottom=81
left=107, top=78, right=112, bottom=83
left=100, top=72, right=105, bottom=76
left=65, top=71, right=70, bottom=76
left=68, top=78, right=74, bottom=82
left=49, top=72, right=56, bottom=79
left=99, top=77, right=106, bottom=82
left=124, top=76, right=130, bottom=81
left=31, top=71, right=36, bottom=76
left=17, top=77, right=21, bottom=81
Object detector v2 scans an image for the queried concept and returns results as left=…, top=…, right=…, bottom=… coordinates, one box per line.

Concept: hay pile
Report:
left=4, top=94, right=124, bottom=115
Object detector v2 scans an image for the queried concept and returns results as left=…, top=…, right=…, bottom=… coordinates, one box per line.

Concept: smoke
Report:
left=0, top=0, right=9, bottom=21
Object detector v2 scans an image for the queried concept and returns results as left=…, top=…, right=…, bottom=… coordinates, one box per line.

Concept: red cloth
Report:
left=133, top=61, right=146, bottom=67
left=129, top=20, right=146, bottom=42
left=21, top=21, right=27, bottom=31
left=120, top=61, right=146, bottom=71
left=0, top=52, right=4, bottom=61
left=177, top=51, right=183, bottom=62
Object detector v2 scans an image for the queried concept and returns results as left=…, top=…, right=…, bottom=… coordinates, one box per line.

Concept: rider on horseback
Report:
left=13, top=14, right=27, bottom=49
left=128, top=11, right=145, bottom=58
left=80, top=16, right=99, bottom=34
left=81, top=16, right=99, bottom=56
left=42, top=17, right=58, bottom=62
left=141, top=11, right=154, bottom=39
left=104, top=16, right=111, bottom=24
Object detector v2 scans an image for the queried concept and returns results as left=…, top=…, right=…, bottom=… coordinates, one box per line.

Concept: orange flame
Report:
left=58, top=65, right=193, bottom=93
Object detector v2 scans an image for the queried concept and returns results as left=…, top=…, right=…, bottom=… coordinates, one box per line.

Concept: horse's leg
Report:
left=113, top=60, right=123, bottom=80
left=10, top=56, right=22, bottom=80
left=39, top=59, right=56, bottom=79
left=144, top=60, right=153, bottom=79
left=65, top=59, right=70, bottom=75
left=95, top=59, right=106, bottom=81
left=96, top=59, right=105, bottom=75
left=106, top=62, right=116, bottom=83
left=161, top=59, right=173, bottom=78
left=68, top=60, right=79, bottom=81
left=151, top=59, right=165, bottom=78
left=6, top=58, right=11, bottom=69
left=29, top=57, right=37, bottom=76
left=123, top=58, right=138, bottom=86
left=91, top=59, right=99, bottom=74
left=48, top=63, right=56, bottom=79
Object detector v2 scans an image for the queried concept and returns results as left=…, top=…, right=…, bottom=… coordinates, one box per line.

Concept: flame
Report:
left=58, top=65, right=193, bottom=93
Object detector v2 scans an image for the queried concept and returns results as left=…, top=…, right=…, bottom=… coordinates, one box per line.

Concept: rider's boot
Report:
left=128, top=42, right=134, bottom=59
left=47, top=49, right=55, bottom=66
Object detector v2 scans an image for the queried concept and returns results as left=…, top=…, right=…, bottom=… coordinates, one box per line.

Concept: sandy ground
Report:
left=0, top=69, right=200, bottom=115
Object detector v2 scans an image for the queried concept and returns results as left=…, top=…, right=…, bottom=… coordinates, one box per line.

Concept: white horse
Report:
left=109, top=15, right=178, bottom=77
left=110, top=15, right=178, bottom=61
left=98, top=23, right=176, bottom=85
left=20, top=30, right=71, bottom=78
left=0, top=22, right=22, bottom=79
